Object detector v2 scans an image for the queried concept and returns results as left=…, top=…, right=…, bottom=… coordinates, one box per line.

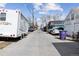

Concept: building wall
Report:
left=64, top=8, right=79, bottom=36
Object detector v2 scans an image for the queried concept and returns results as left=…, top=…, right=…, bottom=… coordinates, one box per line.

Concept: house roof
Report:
left=72, top=8, right=79, bottom=13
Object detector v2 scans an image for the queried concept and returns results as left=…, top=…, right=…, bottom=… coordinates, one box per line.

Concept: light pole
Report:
left=46, top=15, right=51, bottom=32
left=31, top=8, right=35, bottom=30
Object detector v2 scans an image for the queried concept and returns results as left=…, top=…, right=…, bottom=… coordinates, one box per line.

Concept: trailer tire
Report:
left=19, top=34, right=23, bottom=40
left=22, top=34, right=23, bottom=38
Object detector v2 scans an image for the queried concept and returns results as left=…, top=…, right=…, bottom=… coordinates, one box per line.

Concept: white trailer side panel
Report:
left=17, top=13, right=29, bottom=37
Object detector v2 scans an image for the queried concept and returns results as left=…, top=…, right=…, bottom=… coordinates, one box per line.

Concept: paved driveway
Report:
left=0, top=30, right=76, bottom=56
left=0, top=30, right=60, bottom=56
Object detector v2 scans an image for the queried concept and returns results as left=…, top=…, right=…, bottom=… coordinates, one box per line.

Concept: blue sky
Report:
left=0, top=3, right=79, bottom=20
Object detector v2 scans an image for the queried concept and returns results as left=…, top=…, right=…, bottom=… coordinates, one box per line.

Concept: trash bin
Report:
left=59, top=31, right=67, bottom=40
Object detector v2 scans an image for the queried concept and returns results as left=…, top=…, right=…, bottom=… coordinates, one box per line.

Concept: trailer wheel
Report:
left=18, top=36, right=22, bottom=40
left=22, top=34, right=25, bottom=38
left=19, top=35, right=22, bottom=39
left=22, top=34, right=23, bottom=38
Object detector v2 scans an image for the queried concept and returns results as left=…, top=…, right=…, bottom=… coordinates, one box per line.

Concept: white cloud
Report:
left=39, top=11, right=47, bottom=14
left=0, top=3, right=6, bottom=8
left=34, top=3, right=43, bottom=11
left=34, top=3, right=43, bottom=6
left=44, top=3, right=63, bottom=11
left=36, top=18, right=42, bottom=27
left=33, top=3, right=63, bottom=14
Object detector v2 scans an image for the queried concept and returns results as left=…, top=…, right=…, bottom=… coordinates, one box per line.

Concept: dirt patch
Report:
left=0, top=42, right=12, bottom=49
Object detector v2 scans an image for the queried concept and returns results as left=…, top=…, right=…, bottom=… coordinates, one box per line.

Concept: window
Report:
left=0, top=13, right=6, bottom=21
left=75, top=13, right=79, bottom=19
left=66, top=17, right=70, bottom=21
left=71, top=13, right=74, bottom=20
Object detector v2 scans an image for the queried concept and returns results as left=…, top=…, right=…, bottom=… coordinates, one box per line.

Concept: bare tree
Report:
left=53, top=13, right=62, bottom=20
left=41, top=14, right=51, bottom=32
left=25, top=4, right=36, bottom=29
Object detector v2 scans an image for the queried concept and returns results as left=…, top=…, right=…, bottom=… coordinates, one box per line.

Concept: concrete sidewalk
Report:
left=0, top=30, right=74, bottom=56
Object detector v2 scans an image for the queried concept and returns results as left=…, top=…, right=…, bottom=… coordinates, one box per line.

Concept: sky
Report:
left=0, top=3, right=79, bottom=18
left=0, top=3, right=79, bottom=24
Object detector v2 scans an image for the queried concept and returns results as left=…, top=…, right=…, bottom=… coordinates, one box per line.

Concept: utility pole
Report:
left=26, top=5, right=35, bottom=30
left=31, top=8, right=35, bottom=30
left=25, top=4, right=33, bottom=28
left=41, top=15, right=49, bottom=32
left=46, top=15, right=48, bottom=32
left=46, top=15, right=50, bottom=32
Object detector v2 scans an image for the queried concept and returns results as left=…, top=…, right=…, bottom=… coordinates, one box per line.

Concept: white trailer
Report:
left=64, top=8, right=79, bottom=36
left=0, top=8, right=29, bottom=39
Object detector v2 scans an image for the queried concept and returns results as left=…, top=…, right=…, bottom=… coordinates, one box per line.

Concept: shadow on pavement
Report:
left=55, top=35, right=79, bottom=42
left=53, top=42, right=79, bottom=56
left=0, top=37, right=21, bottom=42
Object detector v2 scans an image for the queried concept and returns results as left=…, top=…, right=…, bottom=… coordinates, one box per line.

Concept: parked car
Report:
left=50, top=28, right=59, bottom=35
left=28, top=27, right=34, bottom=32
left=43, top=26, right=47, bottom=32
left=48, top=27, right=63, bottom=35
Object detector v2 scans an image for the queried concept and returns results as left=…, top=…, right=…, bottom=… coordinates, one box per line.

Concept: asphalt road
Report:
left=0, top=30, right=60, bottom=56
left=0, top=29, right=77, bottom=56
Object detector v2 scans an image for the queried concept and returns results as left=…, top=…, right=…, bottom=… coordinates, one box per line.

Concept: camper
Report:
left=64, top=8, right=79, bottom=37
left=0, top=8, right=29, bottom=39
